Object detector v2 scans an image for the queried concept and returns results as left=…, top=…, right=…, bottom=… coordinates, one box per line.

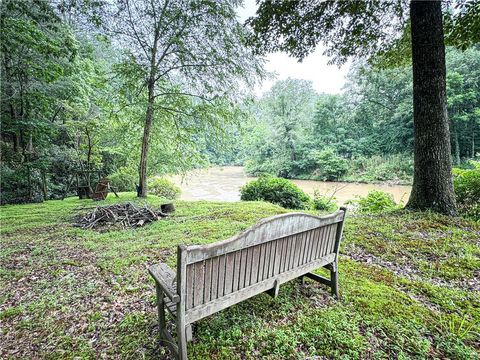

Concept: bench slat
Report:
left=210, top=256, right=219, bottom=300
left=319, top=226, right=329, bottom=258
left=217, top=254, right=226, bottom=298
left=238, top=249, right=247, bottom=289
left=315, top=227, right=324, bottom=259
left=232, top=250, right=242, bottom=292
left=224, top=252, right=235, bottom=295
left=164, top=297, right=177, bottom=317
left=186, top=264, right=194, bottom=310
left=204, top=258, right=212, bottom=303
left=250, top=244, right=260, bottom=285
left=306, top=228, right=316, bottom=263
left=193, top=261, right=205, bottom=308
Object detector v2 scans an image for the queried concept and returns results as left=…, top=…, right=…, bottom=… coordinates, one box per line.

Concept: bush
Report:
left=147, top=177, right=181, bottom=200
left=312, top=190, right=337, bottom=212
left=240, top=175, right=311, bottom=210
left=109, top=168, right=137, bottom=192
left=349, top=190, right=398, bottom=214
left=453, top=165, right=480, bottom=221
left=313, top=148, right=348, bottom=181
left=0, top=164, right=44, bottom=205
left=347, top=154, right=413, bottom=183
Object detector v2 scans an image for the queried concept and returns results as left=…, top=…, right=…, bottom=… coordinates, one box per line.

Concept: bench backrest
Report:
left=177, top=208, right=346, bottom=323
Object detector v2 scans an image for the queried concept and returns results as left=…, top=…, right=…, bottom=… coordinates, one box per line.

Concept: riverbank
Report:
left=1, top=193, right=478, bottom=358
left=170, top=166, right=411, bottom=204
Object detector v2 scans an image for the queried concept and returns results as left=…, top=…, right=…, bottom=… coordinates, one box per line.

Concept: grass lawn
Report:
left=1, top=193, right=479, bottom=359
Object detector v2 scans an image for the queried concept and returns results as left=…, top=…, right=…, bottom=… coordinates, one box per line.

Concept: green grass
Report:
left=1, top=193, right=479, bottom=359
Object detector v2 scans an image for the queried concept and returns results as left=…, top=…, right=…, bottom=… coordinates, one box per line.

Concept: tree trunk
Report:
left=406, top=0, right=457, bottom=216
left=451, top=118, right=460, bottom=164
left=472, top=119, right=476, bottom=158
left=138, top=79, right=155, bottom=198
left=41, top=171, right=48, bottom=201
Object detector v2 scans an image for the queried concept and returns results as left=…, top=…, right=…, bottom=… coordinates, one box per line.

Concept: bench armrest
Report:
left=148, top=263, right=180, bottom=304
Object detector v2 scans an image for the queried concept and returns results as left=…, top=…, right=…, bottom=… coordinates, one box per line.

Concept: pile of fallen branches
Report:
left=74, top=202, right=172, bottom=230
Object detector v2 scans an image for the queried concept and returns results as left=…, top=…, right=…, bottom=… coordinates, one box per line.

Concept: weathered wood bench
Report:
left=148, top=207, right=347, bottom=360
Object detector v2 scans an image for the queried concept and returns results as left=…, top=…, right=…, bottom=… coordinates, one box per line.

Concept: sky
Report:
left=237, top=0, right=350, bottom=96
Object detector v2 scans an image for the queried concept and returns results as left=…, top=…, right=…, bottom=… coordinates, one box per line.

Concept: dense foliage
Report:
left=311, top=191, right=337, bottom=212
left=453, top=162, right=480, bottom=220
left=349, top=190, right=399, bottom=214
left=0, top=0, right=259, bottom=204
left=240, top=175, right=311, bottom=210
left=147, top=177, right=181, bottom=200
left=231, top=46, right=479, bottom=184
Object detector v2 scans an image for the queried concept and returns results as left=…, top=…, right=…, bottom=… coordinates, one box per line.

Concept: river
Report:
left=170, top=166, right=411, bottom=205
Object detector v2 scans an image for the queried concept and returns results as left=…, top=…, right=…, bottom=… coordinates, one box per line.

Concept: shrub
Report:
left=240, top=175, right=311, bottom=210
left=109, top=168, right=137, bottom=192
left=313, top=148, right=348, bottom=181
left=348, top=154, right=413, bottom=183
left=349, top=190, right=398, bottom=214
left=0, top=164, right=43, bottom=204
left=453, top=165, right=480, bottom=221
left=147, top=177, right=181, bottom=200
left=312, top=190, right=337, bottom=212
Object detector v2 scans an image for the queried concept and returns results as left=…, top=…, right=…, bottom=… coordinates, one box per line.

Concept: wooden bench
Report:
left=148, top=207, right=347, bottom=360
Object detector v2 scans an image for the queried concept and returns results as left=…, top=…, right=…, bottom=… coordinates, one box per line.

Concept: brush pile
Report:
left=75, top=202, right=171, bottom=230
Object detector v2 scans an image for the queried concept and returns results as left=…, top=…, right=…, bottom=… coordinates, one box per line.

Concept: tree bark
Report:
left=406, top=0, right=457, bottom=216
left=138, top=78, right=155, bottom=198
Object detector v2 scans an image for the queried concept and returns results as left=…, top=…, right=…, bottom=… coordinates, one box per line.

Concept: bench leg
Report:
left=155, top=284, right=167, bottom=341
left=175, top=306, right=188, bottom=360
left=303, top=263, right=340, bottom=299
left=265, top=279, right=280, bottom=298
left=177, top=324, right=188, bottom=360
left=330, top=265, right=340, bottom=299
left=186, top=324, right=193, bottom=342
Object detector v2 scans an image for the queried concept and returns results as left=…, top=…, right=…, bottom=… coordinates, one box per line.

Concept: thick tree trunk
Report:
left=406, top=0, right=457, bottom=216
left=138, top=79, right=155, bottom=198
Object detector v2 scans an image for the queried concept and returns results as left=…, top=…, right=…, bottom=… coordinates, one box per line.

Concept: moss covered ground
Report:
left=1, top=193, right=479, bottom=359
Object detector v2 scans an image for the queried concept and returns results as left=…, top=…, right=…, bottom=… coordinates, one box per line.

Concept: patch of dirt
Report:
left=344, top=244, right=480, bottom=292
left=345, top=244, right=421, bottom=279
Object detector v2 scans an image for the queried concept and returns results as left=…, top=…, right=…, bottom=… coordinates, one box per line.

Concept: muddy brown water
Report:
left=169, top=166, right=412, bottom=205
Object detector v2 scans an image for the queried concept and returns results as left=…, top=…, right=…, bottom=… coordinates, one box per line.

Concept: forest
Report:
left=1, top=1, right=480, bottom=359
left=1, top=1, right=479, bottom=205
left=1, top=0, right=261, bottom=203
left=221, top=46, right=480, bottom=184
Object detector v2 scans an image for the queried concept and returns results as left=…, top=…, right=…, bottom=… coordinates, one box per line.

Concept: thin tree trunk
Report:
left=41, top=171, right=48, bottom=201
left=451, top=118, right=460, bottom=164
left=472, top=119, right=476, bottom=158
left=406, top=0, right=457, bottom=216
left=137, top=19, right=160, bottom=198
left=138, top=79, right=155, bottom=197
